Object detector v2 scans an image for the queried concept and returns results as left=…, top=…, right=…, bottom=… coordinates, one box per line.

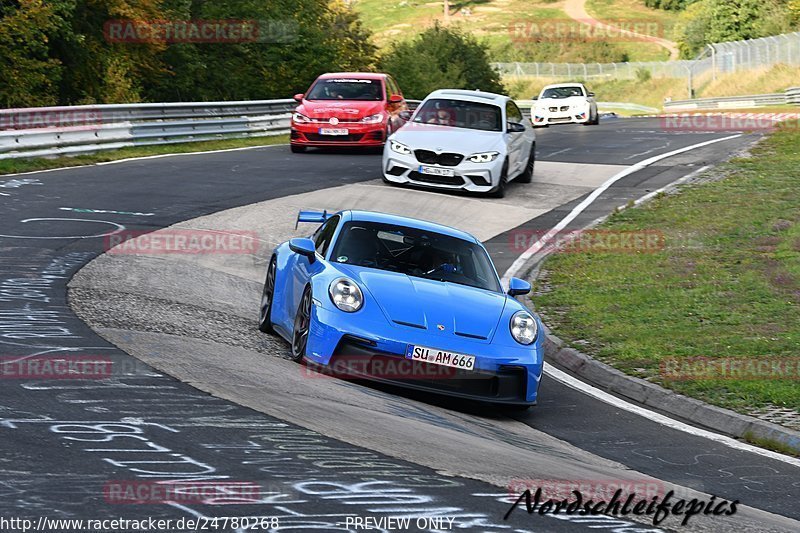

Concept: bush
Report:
left=635, top=68, right=653, bottom=83
left=378, top=23, right=505, bottom=99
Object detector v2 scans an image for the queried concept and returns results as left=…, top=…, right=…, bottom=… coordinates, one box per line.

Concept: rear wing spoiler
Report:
left=295, top=210, right=333, bottom=229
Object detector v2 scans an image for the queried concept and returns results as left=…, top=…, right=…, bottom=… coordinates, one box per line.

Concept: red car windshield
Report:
left=306, top=78, right=384, bottom=101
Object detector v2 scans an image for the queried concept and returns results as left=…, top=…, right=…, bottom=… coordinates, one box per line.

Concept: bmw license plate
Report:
left=319, top=128, right=349, bottom=135
left=418, top=165, right=455, bottom=177
left=405, top=344, right=475, bottom=371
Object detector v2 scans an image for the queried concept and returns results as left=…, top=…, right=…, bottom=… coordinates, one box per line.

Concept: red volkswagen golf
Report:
left=290, top=73, right=409, bottom=153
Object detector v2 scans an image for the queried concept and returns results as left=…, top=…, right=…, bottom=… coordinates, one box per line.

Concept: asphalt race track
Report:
left=1, top=117, right=798, bottom=532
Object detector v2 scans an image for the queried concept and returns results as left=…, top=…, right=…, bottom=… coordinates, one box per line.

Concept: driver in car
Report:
left=427, top=105, right=455, bottom=125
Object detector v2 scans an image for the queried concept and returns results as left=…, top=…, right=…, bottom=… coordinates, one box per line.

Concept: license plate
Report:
left=405, top=344, right=475, bottom=371
left=418, top=165, right=455, bottom=177
left=319, top=128, right=349, bottom=136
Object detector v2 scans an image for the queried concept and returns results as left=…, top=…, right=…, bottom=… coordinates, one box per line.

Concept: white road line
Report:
left=500, top=133, right=800, bottom=467
left=545, top=363, right=800, bottom=467
left=0, top=143, right=287, bottom=179
left=501, top=134, right=741, bottom=285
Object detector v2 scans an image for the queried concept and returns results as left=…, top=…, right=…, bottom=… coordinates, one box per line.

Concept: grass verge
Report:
left=534, top=124, right=800, bottom=415
left=742, top=431, right=800, bottom=458
left=357, top=0, right=666, bottom=62
left=0, top=135, right=289, bottom=176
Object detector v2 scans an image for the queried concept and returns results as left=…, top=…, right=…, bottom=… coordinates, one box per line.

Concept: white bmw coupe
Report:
left=382, top=89, right=535, bottom=198
left=531, top=83, right=599, bottom=126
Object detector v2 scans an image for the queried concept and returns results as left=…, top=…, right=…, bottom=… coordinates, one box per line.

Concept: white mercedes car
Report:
left=382, top=89, right=535, bottom=198
left=531, top=83, right=599, bottom=126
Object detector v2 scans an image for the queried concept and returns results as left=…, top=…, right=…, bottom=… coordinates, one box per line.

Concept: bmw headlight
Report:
left=510, top=311, right=538, bottom=345
left=293, top=112, right=311, bottom=124
left=467, top=151, right=499, bottom=163
left=390, top=140, right=411, bottom=155
left=329, top=277, right=363, bottom=312
left=361, top=113, right=384, bottom=124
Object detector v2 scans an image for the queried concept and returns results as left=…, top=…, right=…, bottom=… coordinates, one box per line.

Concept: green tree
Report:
left=0, top=0, right=67, bottom=107
left=675, top=0, right=797, bottom=57
left=378, top=23, right=504, bottom=99
left=146, top=0, right=378, bottom=102
left=49, top=0, right=166, bottom=104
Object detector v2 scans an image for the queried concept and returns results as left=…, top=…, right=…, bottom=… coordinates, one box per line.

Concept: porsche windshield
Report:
left=412, top=99, right=502, bottom=131
left=330, top=221, right=502, bottom=292
left=306, top=79, right=384, bottom=101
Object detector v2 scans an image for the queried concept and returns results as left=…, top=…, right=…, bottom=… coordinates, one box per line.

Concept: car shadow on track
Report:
left=309, top=365, right=530, bottom=422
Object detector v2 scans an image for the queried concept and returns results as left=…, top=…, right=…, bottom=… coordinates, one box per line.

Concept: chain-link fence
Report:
left=494, top=60, right=703, bottom=79
left=495, top=31, right=800, bottom=81
left=711, top=32, right=800, bottom=74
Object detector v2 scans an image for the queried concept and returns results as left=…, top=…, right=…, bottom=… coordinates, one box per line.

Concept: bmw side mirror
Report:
left=398, top=110, right=413, bottom=121
left=507, top=277, right=531, bottom=296
left=587, top=92, right=595, bottom=97
left=293, top=93, right=304, bottom=102
left=289, top=237, right=317, bottom=263
left=507, top=122, right=526, bottom=133
left=388, top=94, right=403, bottom=104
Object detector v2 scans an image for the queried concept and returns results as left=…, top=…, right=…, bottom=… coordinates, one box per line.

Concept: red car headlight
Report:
left=293, top=112, right=311, bottom=124
left=360, top=113, right=384, bottom=124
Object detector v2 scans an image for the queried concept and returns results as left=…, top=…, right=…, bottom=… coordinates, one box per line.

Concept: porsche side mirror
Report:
left=508, top=277, right=531, bottom=296
left=388, top=94, right=404, bottom=104
left=507, top=122, right=526, bottom=133
left=293, top=93, right=304, bottom=102
left=398, top=110, right=413, bottom=121
left=289, top=237, right=316, bottom=263
left=587, top=92, right=595, bottom=97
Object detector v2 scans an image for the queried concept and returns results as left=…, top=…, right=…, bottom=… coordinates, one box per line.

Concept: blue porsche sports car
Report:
left=258, top=210, right=544, bottom=407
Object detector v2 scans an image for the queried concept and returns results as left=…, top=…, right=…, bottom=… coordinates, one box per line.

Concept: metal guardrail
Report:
left=788, top=87, right=800, bottom=105
left=0, top=100, right=296, bottom=160
left=663, top=87, right=800, bottom=111
left=0, top=96, right=637, bottom=161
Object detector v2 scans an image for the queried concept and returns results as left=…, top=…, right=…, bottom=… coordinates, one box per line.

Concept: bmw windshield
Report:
left=412, top=99, right=502, bottom=132
left=540, top=86, right=585, bottom=99
left=330, top=221, right=502, bottom=293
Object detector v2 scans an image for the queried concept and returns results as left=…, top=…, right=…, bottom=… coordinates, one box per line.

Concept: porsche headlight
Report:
left=467, top=151, right=499, bottom=163
left=361, top=113, right=384, bottom=124
left=293, top=112, right=311, bottom=124
left=329, top=277, right=363, bottom=312
left=510, top=311, right=538, bottom=345
left=390, top=140, right=411, bottom=155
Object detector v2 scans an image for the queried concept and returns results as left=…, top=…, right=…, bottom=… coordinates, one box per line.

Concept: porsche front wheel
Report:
left=290, top=286, right=313, bottom=362
left=258, top=258, right=277, bottom=334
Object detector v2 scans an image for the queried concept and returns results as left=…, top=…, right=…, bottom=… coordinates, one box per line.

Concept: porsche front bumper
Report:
left=305, top=302, right=544, bottom=405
